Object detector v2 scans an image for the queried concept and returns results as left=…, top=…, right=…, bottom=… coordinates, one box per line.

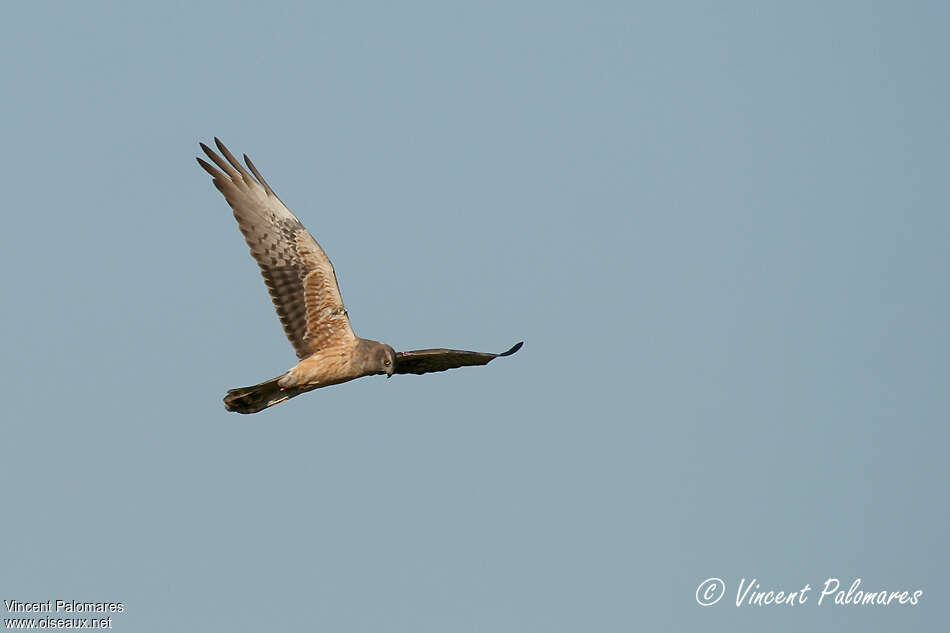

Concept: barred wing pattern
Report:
left=196, top=138, right=355, bottom=359
left=394, top=341, right=523, bottom=375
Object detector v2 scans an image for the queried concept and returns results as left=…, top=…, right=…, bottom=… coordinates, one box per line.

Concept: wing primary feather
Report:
left=214, top=137, right=254, bottom=183
left=243, top=153, right=274, bottom=194
left=199, top=142, right=240, bottom=178
left=498, top=341, right=523, bottom=357
left=195, top=156, right=226, bottom=179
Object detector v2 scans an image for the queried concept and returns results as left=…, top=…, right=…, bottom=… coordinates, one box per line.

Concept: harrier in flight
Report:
left=197, top=138, right=522, bottom=414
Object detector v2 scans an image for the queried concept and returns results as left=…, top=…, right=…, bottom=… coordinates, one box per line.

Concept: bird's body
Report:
left=281, top=339, right=389, bottom=390
left=197, top=138, right=522, bottom=413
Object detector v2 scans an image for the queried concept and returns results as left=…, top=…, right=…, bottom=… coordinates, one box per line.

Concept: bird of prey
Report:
left=196, top=138, right=523, bottom=414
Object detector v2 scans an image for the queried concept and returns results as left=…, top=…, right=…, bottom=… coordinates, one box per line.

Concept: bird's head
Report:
left=380, top=344, right=396, bottom=377
left=363, top=340, right=396, bottom=377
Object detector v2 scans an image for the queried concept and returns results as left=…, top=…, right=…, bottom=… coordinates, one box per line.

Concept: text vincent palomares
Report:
left=737, top=578, right=922, bottom=606
left=696, top=577, right=923, bottom=608
left=4, top=600, right=124, bottom=614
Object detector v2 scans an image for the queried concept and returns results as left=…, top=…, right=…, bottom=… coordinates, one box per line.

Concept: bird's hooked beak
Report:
left=386, top=367, right=394, bottom=378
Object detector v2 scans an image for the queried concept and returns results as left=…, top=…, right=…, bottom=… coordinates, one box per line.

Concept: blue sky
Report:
left=1, top=2, right=948, bottom=631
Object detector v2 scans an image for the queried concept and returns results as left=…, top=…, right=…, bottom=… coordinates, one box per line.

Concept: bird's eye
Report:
left=384, top=359, right=391, bottom=366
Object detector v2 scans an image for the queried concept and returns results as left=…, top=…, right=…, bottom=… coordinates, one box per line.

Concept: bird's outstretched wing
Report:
left=197, top=138, right=356, bottom=359
left=394, top=341, right=523, bottom=375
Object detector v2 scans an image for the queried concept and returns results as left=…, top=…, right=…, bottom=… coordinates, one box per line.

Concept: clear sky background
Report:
left=1, top=2, right=947, bottom=632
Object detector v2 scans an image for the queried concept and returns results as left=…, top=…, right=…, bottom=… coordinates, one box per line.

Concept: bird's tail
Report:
left=224, top=375, right=297, bottom=414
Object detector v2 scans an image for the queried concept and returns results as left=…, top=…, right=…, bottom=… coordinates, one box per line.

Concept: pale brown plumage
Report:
left=197, top=138, right=522, bottom=414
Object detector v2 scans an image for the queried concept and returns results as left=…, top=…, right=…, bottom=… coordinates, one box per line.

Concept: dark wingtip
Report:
left=243, top=152, right=273, bottom=194
left=195, top=156, right=222, bottom=178
left=498, top=341, right=524, bottom=357
left=198, top=142, right=220, bottom=162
